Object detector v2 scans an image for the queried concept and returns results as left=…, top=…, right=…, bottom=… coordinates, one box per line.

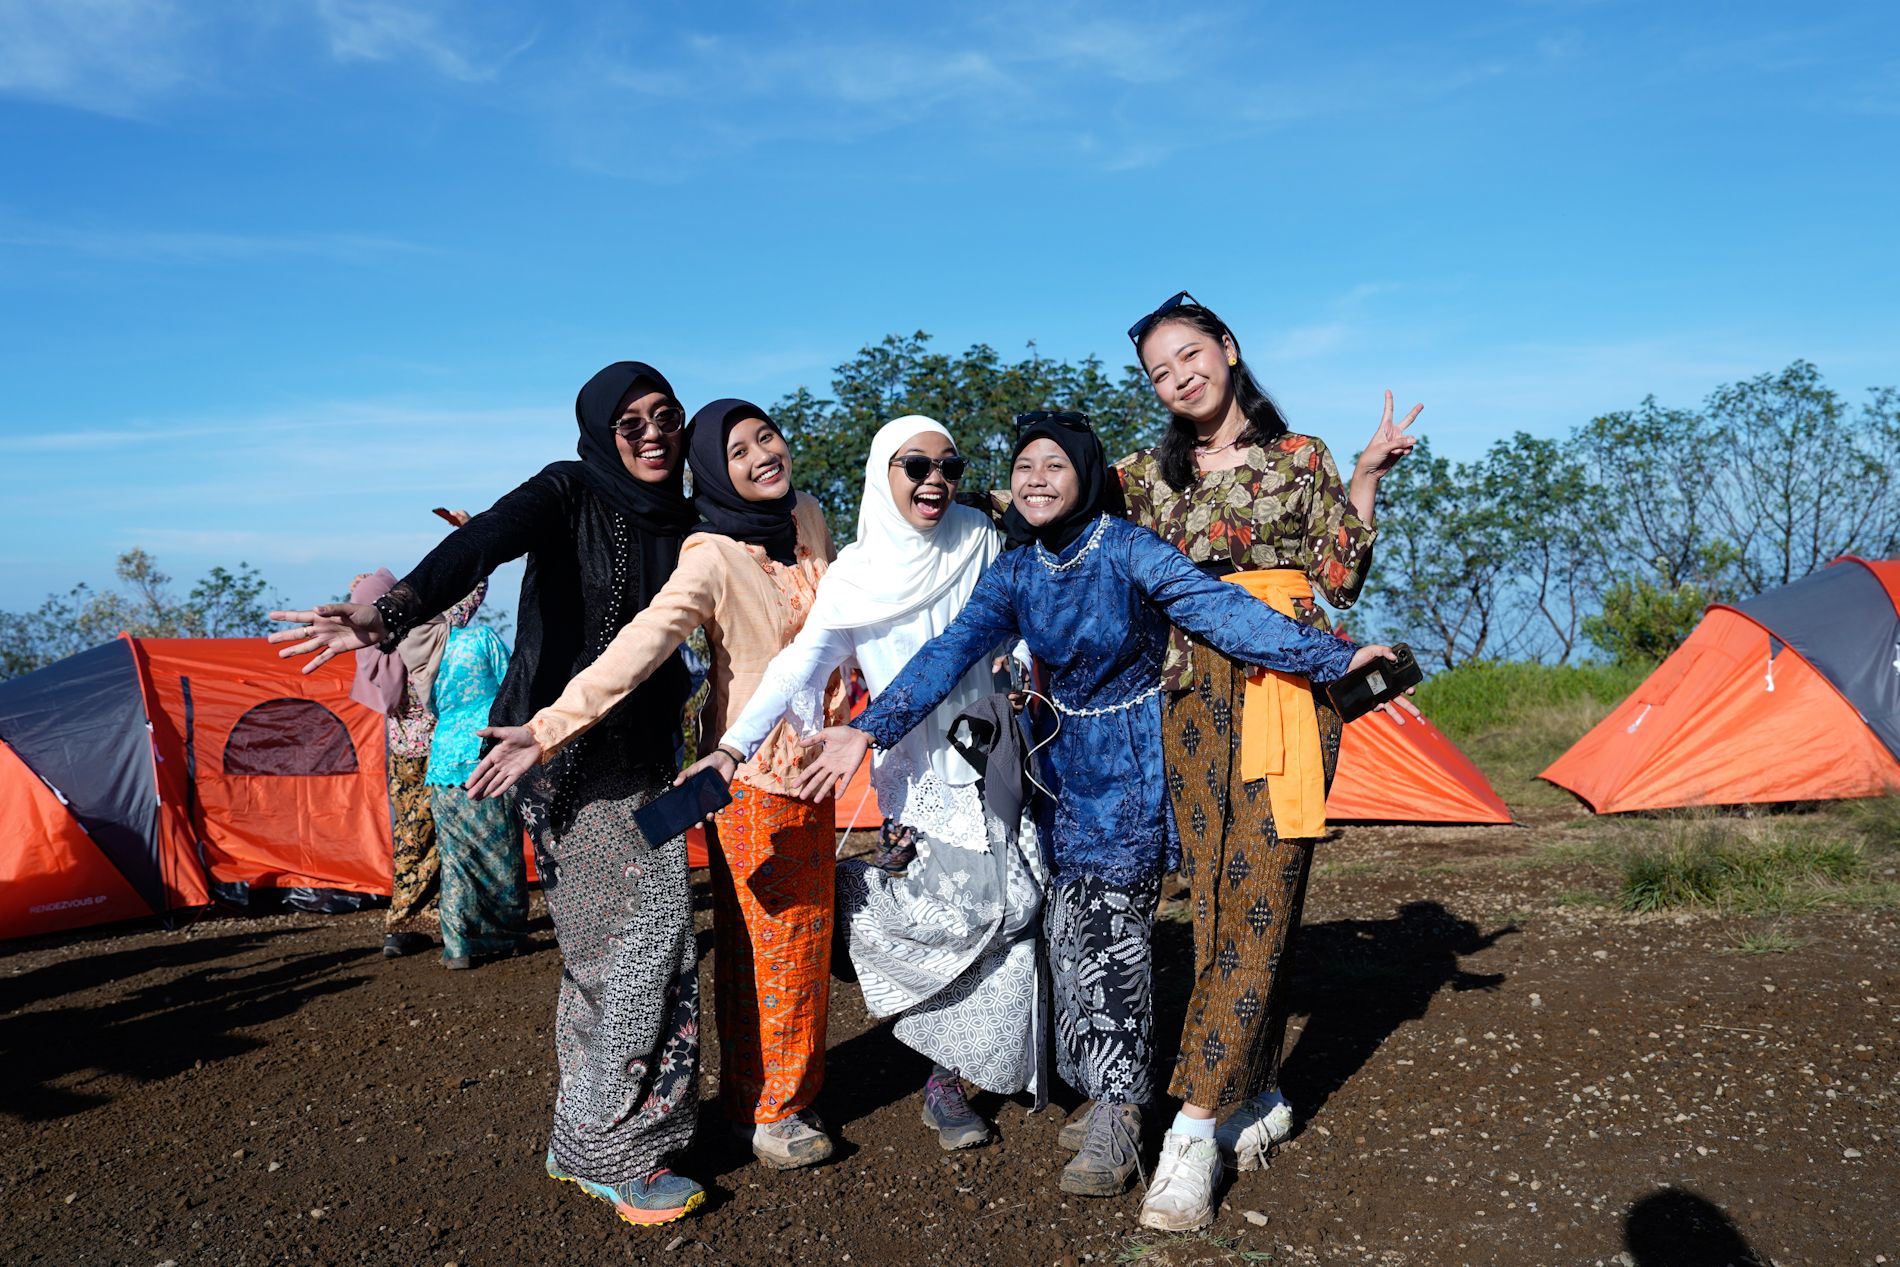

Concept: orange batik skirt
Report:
left=709, top=782, right=837, bottom=1124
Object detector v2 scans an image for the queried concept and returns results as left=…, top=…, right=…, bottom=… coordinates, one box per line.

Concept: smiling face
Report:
left=886, top=430, right=960, bottom=530
left=613, top=388, right=687, bottom=483
left=1010, top=437, right=1080, bottom=528
left=1137, top=317, right=1238, bottom=427
left=724, top=414, right=793, bottom=502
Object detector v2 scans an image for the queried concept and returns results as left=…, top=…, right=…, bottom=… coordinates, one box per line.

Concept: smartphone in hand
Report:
left=632, top=767, right=734, bottom=845
left=1325, top=642, right=1424, bottom=724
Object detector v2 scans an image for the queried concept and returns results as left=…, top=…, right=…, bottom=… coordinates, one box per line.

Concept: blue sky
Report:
left=2, top=0, right=1896, bottom=625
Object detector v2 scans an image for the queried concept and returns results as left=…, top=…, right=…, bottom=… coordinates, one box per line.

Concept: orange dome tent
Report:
left=1541, top=557, right=1900, bottom=813
left=1328, top=708, right=1512, bottom=824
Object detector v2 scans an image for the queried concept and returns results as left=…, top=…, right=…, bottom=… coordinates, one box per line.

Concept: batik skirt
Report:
left=1161, top=637, right=1343, bottom=1108
left=386, top=750, right=440, bottom=935
left=709, top=783, right=835, bottom=1125
left=520, top=752, right=700, bottom=1186
left=837, top=785, right=1046, bottom=1097
left=1047, top=869, right=1163, bottom=1107
left=430, top=784, right=529, bottom=963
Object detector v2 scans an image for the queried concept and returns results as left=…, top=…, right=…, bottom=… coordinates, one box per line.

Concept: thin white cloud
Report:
left=0, top=0, right=196, bottom=116
left=311, top=0, right=531, bottom=84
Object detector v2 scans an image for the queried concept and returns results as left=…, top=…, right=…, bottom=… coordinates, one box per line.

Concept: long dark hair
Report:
left=1138, top=303, right=1290, bottom=491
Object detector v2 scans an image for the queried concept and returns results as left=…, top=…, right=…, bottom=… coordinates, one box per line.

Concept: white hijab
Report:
left=808, top=416, right=997, bottom=631
left=811, top=415, right=1002, bottom=789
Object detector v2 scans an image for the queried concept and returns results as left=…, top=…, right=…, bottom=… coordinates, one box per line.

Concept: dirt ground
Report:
left=4, top=810, right=1896, bottom=1267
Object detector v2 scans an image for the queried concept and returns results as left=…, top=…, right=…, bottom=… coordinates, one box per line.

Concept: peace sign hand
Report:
left=1356, top=390, right=1422, bottom=482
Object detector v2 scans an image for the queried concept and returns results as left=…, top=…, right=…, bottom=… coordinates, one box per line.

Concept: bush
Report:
left=1580, top=578, right=1709, bottom=665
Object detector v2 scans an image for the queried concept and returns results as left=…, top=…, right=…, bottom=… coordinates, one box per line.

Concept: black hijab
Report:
left=686, top=398, right=800, bottom=566
left=1002, top=417, right=1110, bottom=554
left=567, top=361, right=697, bottom=537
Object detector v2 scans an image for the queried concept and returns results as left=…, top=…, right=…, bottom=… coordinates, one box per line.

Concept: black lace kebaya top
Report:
left=375, top=464, right=691, bottom=777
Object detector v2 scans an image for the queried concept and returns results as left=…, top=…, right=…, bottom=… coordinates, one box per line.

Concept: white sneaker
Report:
left=1215, top=1090, right=1294, bottom=1171
left=1139, top=1130, right=1223, bottom=1232
left=740, top=1110, right=835, bottom=1169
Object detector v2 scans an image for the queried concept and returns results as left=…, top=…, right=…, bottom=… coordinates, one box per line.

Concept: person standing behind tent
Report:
left=1117, top=292, right=1419, bottom=1232
left=423, top=583, right=527, bottom=970
left=465, top=399, right=849, bottom=1172
left=349, top=564, right=488, bottom=959
left=794, top=413, right=1391, bottom=1204
left=270, top=361, right=708, bottom=1228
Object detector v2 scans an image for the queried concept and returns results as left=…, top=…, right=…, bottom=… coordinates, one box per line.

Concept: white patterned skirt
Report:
left=837, top=770, right=1047, bottom=1098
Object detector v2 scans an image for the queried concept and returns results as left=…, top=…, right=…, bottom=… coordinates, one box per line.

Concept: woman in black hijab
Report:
left=269, top=362, right=711, bottom=1227
left=461, top=397, right=850, bottom=1172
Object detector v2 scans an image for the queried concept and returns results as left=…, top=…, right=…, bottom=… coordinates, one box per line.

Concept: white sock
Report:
left=1171, top=1110, right=1216, bottom=1140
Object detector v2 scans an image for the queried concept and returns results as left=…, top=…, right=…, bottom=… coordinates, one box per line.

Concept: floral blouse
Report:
left=1118, top=434, right=1375, bottom=691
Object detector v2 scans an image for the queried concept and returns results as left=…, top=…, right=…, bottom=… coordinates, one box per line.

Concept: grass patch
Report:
left=1414, top=660, right=1654, bottom=811
left=1416, top=660, right=1653, bottom=745
left=1721, top=923, right=1809, bottom=955
left=1616, top=803, right=1897, bottom=914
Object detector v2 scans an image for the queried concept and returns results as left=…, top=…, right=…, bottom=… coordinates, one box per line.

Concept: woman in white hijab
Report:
left=684, top=415, right=1047, bottom=1152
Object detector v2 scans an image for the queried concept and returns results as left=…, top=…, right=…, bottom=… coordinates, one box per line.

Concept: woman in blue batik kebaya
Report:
left=796, top=412, right=1395, bottom=1202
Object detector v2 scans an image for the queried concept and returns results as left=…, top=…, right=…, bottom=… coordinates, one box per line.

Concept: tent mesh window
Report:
left=224, top=699, right=359, bottom=776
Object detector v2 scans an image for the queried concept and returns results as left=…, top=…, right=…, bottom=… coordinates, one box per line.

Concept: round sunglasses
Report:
left=612, top=405, right=687, bottom=439
left=890, top=454, right=968, bottom=483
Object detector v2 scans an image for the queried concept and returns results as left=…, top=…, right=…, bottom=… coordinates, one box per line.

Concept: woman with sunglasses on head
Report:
left=796, top=412, right=1396, bottom=1206
left=269, top=362, right=708, bottom=1228
left=466, top=399, right=849, bottom=1173
left=675, top=415, right=1044, bottom=1154
left=1117, top=292, right=1419, bottom=1230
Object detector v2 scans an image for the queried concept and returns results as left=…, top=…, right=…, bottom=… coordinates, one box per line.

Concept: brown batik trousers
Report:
left=385, top=751, right=441, bottom=935
left=1162, top=638, right=1344, bottom=1109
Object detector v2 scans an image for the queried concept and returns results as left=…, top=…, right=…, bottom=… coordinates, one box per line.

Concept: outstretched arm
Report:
left=463, top=548, right=719, bottom=799
left=1128, top=529, right=1359, bottom=683
left=270, top=474, right=559, bottom=670
left=792, top=564, right=1019, bottom=800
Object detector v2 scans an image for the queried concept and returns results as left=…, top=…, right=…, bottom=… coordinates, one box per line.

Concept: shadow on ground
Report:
left=1625, top=1187, right=1767, bottom=1267
left=0, top=929, right=377, bottom=1122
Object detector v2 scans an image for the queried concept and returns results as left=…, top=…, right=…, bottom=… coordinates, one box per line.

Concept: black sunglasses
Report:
left=1013, top=410, right=1094, bottom=434
left=612, top=404, right=687, bottom=438
left=890, top=454, right=968, bottom=483
left=1126, top=290, right=1200, bottom=346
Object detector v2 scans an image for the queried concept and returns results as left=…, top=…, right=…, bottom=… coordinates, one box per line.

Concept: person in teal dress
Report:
left=424, top=601, right=529, bottom=969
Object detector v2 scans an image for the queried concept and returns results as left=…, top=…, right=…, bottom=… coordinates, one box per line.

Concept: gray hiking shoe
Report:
left=920, top=1074, right=991, bottom=1150
left=1057, top=1100, right=1096, bottom=1152
left=1059, top=1102, right=1142, bottom=1197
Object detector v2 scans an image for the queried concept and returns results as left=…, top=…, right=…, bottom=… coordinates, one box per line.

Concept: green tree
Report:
left=774, top=333, right=1167, bottom=539
left=0, top=550, right=279, bottom=680
left=1362, top=436, right=1516, bottom=668
left=1708, top=360, right=1899, bottom=590
left=1581, top=578, right=1709, bottom=665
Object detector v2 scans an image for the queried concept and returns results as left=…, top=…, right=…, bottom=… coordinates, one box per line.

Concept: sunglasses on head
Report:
left=1126, top=290, right=1200, bottom=346
left=890, top=454, right=968, bottom=483
left=612, top=404, right=687, bottom=438
left=1013, top=410, right=1094, bottom=434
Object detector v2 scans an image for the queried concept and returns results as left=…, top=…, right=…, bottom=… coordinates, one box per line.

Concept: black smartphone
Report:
left=1325, top=642, right=1424, bottom=724
left=633, top=767, right=734, bottom=845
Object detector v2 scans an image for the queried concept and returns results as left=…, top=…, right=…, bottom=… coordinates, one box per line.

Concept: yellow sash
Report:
left=1222, top=569, right=1327, bottom=839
